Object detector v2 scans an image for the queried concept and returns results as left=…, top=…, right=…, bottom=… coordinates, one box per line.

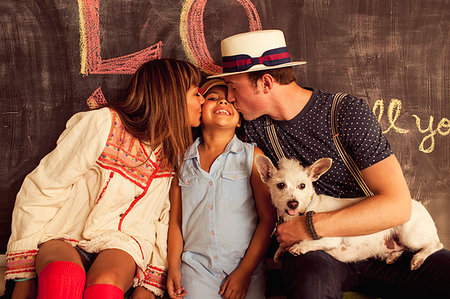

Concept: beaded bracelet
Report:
left=14, top=278, right=31, bottom=282
left=306, top=211, right=322, bottom=240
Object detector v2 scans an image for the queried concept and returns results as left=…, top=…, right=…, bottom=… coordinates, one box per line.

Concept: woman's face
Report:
left=186, top=85, right=205, bottom=127
left=201, top=86, right=240, bottom=129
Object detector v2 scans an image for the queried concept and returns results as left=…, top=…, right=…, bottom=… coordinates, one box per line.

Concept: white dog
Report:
left=255, top=155, right=443, bottom=270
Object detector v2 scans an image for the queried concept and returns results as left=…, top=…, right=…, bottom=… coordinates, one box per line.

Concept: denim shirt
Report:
left=179, top=135, right=257, bottom=276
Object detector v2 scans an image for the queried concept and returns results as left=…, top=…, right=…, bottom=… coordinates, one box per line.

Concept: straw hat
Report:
left=208, top=29, right=306, bottom=78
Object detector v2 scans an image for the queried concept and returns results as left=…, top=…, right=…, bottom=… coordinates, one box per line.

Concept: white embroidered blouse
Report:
left=6, top=107, right=172, bottom=296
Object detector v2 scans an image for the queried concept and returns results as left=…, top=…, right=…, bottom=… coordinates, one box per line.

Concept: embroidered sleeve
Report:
left=5, top=250, right=38, bottom=280
left=134, top=264, right=168, bottom=297
left=6, top=108, right=111, bottom=280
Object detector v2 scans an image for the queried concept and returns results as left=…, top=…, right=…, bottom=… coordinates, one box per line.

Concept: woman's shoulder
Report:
left=66, top=107, right=112, bottom=129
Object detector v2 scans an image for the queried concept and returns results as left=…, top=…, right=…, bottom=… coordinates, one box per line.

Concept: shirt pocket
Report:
left=221, top=171, right=249, bottom=200
left=179, top=176, right=200, bottom=206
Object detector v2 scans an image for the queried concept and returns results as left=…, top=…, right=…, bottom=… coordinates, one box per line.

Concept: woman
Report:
left=6, top=59, right=205, bottom=299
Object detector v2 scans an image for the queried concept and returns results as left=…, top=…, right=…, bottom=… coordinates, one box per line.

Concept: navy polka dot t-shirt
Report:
left=243, top=88, right=393, bottom=198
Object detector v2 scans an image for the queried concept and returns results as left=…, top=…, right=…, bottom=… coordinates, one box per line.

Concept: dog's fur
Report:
left=255, top=155, right=443, bottom=270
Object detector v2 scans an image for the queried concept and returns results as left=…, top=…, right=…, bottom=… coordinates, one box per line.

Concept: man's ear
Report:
left=261, top=74, right=275, bottom=93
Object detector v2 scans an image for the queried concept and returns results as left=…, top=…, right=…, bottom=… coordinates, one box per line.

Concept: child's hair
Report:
left=109, top=58, right=201, bottom=169
left=195, top=78, right=247, bottom=141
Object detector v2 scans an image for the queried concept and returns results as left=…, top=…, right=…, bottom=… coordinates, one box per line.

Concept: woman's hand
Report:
left=219, top=268, right=251, bottom=299
left=129, top=286, right=156, bottom=299
left=11, top=279, right=37, bottom=299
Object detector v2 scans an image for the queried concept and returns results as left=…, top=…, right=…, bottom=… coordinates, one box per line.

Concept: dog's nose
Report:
left=287, top=200, right=299, bottom=210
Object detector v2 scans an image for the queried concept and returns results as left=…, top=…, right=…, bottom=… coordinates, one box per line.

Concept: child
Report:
left=6, top=59, right=205, bottom=299
left=167, top=79, right=276, bottom=298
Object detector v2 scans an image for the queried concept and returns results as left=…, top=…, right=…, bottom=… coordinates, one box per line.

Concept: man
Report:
left=209, top=30, right=450, bottom=298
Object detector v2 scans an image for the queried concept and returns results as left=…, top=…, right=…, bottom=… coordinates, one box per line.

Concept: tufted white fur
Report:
left=255, top=155, right=443, bottom=270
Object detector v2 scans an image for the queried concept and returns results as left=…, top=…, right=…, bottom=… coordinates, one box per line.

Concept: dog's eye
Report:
left=297, top=183, right=305, bottom=189
left=276, top=182, right=286, bottom=189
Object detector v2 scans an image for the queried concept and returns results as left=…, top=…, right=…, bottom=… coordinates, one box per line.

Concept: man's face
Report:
left=224, top=73, right=266, bottom=121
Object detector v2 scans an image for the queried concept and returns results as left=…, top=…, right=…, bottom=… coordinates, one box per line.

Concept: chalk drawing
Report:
left=86, top=87, right=107, bottom=109
left=412, top=115, right=450, bottom=154
left=77, top=1, right=447, bottom=154
left=373, top=99, right=409, bottom=134
left=180, top=0, right=262, bottom=74
left=78, top=0, right=162, bottom=75
left=374, top=98, right=449, bottom=154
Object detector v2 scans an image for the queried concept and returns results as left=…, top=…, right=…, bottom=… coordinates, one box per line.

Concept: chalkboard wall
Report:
left=1, top=0, right=449, bottom=252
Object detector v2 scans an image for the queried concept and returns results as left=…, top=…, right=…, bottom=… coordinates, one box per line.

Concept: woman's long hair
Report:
left=108, top=58, right=201, bottom=171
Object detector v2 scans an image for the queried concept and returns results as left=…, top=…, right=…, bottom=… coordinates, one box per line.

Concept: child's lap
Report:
left=181, top=262, right=265, bottom=299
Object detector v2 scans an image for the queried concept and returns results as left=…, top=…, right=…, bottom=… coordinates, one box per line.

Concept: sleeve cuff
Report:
left=133, top=264, right=167, bottom=297
left=5, top=250, right=37, bottom=280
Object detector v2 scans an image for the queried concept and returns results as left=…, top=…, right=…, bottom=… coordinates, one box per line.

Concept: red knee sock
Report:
left=37, top=261, right=86, bottom=299
left=83, top=284, right=124, bottom=299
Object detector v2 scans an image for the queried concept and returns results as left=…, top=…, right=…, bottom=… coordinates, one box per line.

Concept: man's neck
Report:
left=268, top=83, right=313, bottom=121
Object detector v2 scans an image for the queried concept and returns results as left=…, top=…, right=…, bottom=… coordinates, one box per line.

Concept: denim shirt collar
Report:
left=184, top=135, right=243, bottom=161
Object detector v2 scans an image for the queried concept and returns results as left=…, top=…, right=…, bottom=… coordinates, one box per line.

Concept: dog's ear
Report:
left=255, top=154, right=275, bottom=183
left=307, top=158, right=332, bottom=181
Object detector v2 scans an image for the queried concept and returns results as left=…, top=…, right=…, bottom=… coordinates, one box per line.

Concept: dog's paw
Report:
left=410, top=255, right=425, bottom=270
left=274, top=248, right=284, bottom=263
left=385, top=251, right=404, bottom=264
left=289, top=242, right=311, bottom=255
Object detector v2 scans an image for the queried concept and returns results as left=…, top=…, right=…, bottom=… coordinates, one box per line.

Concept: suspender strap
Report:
left=265, top=115, right=285, bottom=160
left=331, top=93, right=373, bottom=196
left=264, top=92, right=373, bottom=197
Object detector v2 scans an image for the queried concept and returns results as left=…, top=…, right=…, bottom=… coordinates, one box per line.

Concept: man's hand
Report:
left=276, top=215, right=311, bottom=250
left=219, top=268, right=251, bottom=299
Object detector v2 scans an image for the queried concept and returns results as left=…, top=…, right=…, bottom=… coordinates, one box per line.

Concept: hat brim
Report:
left=199, top=79, right=227, bottom=96
left=207, top=61, right=306, bottom=79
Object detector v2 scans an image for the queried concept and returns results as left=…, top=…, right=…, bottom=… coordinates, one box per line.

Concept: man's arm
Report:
left=276, top=155, right=411, bottom=248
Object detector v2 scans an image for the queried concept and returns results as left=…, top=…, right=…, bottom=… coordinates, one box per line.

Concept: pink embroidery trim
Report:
left=6, top=250, right=37, bottom=276
left=143, top=265, right=167, bottom=291
left=97, top=109, right=164, bottom=187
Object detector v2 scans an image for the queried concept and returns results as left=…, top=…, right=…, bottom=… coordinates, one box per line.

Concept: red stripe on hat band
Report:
left=222, top=52, right=290, bottom=69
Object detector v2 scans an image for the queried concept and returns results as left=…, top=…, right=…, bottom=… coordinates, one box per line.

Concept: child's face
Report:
left=201, top=86, right=240, bottom=129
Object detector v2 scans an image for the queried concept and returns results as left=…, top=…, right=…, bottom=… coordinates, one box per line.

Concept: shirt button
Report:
left=220, top=275, right=224, bottom=279
left=210, top=230, right=214, bottom=235
left=209, top=181, right=213, bottom=186
left=233, top=174, right=237, bottom=179
left=214, top=255, right=218, bottom=260
left=209, top=205, right=213, bottom=210
left=119, top=213, right=124, bottom=217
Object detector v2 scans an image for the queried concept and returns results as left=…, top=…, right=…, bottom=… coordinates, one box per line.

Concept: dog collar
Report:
left=271, top=217, right=284, bottom=237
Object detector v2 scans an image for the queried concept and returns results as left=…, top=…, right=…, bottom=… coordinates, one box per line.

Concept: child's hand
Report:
left=129, top=286, right=156, bottom=299
left=219, top=268, right=251, bottom=299
left=167, top=268, right=187, bottom=298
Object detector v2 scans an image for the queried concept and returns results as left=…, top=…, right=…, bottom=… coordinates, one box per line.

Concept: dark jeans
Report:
left=282, top=249, right=450, bottom=299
